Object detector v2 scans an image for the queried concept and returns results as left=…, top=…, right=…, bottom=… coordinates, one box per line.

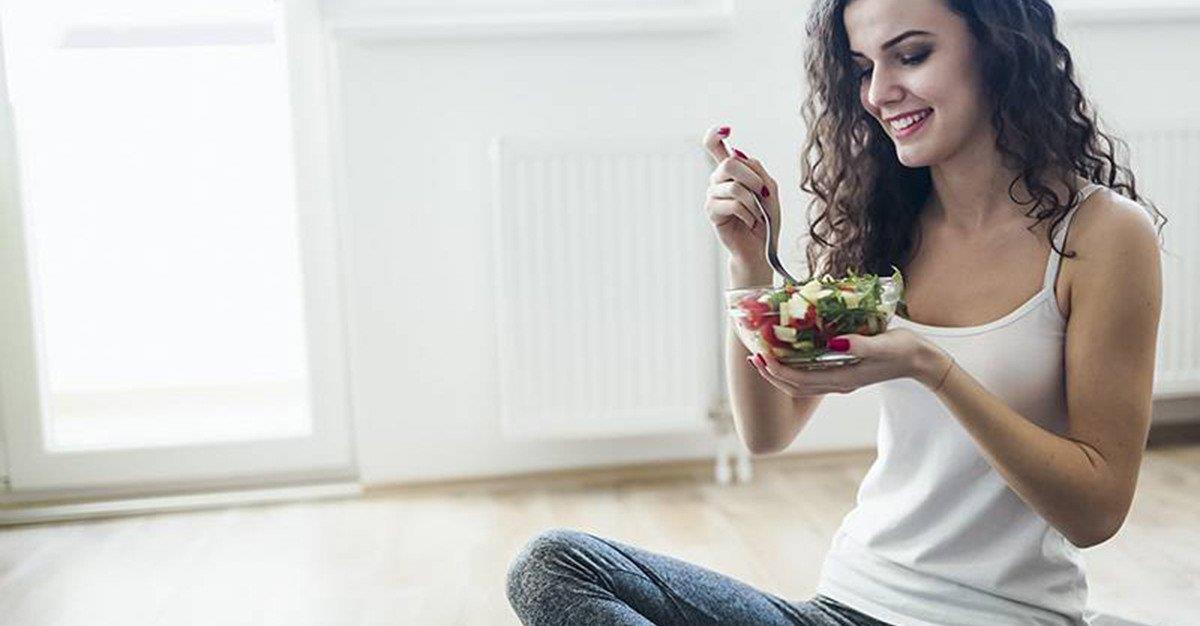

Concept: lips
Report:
left=889, top=108, right=933, bottom=138
left=884, top=108, right=933, bottom=124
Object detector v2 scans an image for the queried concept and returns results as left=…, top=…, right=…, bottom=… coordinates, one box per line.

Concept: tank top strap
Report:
left=1042, top=182, right=1104, bottom=292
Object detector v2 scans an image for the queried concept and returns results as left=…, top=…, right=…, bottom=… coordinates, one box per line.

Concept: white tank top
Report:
left=815, top=183, right=1107, bottom=626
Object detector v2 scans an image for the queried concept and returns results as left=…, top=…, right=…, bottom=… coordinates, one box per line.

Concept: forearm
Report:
left=725, top=260, right=819, bottom=453
left=914, top=346, right=1119, bottom=548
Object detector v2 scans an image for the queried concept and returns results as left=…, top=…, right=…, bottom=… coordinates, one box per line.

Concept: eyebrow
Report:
left=849, top=29, right=934, bottom=58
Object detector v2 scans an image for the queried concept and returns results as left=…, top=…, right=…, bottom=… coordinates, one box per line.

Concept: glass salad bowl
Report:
left=726, top=267, right=905, bottom=370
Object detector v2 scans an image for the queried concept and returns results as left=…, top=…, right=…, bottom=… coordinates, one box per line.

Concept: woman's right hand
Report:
left=702, top=125, right=781, bottom=268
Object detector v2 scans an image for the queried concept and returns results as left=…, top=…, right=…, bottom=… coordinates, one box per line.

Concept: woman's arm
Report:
left=726, top=260, right=826, bottom=454
left=913, top=199, right=1162, bottom=548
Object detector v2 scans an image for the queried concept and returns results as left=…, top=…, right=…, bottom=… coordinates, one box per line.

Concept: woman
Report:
left=505, top=0, right=1167, bottom=624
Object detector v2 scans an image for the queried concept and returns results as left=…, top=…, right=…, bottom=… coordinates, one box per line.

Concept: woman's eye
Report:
left=858, top=50, right=930, bottom=80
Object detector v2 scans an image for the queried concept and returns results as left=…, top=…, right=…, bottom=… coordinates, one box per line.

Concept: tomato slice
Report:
left=760, top=323, right=789, bottom=348
left=737, top=298, right=772, bottom=330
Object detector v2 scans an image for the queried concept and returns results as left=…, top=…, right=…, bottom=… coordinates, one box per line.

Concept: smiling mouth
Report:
left=888, top=108, right=933, bottom=137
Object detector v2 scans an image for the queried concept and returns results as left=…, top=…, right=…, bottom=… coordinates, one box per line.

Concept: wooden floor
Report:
left=0, top=444, right=1197, bottom=626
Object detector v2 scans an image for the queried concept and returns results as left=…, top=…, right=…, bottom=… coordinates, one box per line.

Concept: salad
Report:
left=729, top=266, right=905, bottom=361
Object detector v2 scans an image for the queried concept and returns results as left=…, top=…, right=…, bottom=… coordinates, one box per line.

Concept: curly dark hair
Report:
left=798, top=0, right=1168, bottom=280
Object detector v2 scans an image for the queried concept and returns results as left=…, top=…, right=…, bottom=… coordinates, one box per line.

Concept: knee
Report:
left=506, top=527, right=588, bottom=583
left=505, top=527, right=590, bottom=608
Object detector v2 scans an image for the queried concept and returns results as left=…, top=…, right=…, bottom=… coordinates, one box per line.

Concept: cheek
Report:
left=905, top=70, right=946, bottom=106
left=925, top=61, right=986, bottom=115
left=964, top=74, right=993, bottom=121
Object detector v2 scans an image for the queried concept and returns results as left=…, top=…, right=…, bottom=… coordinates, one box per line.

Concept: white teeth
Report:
left=890, top=109, right=931, bottom=131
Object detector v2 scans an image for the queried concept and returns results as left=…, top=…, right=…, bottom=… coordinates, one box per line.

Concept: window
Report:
left=0, top=0, right=313, bottom=450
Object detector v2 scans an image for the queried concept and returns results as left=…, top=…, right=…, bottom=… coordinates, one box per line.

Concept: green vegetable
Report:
left=764, top=290, right=790, bottom=306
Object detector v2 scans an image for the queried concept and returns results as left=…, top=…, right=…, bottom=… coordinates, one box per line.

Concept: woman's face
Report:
left=844, top=0, right=989, bottom=168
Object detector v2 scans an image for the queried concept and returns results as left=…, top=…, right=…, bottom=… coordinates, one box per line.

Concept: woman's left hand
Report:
left=751, top=328, right=946, bottom=395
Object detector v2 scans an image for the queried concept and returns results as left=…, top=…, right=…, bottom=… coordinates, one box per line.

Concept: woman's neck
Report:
left=926, top=158, right=1081, bottom=236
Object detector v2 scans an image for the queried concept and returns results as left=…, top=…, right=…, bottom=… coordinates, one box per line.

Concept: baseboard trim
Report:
left=362, top=447, right=876, bottom=497
left=1147, top=421, right=1200, bottom=448
left=0, top=481, right=363, bottom=527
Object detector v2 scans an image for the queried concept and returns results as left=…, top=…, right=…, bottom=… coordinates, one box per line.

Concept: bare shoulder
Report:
left=1066, top=188, right=1159, bottom=263
left=1064, top=187, right=1162, bottom=313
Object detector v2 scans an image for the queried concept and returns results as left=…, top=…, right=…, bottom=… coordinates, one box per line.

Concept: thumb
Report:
left=828, top=334, right=867, bottom=355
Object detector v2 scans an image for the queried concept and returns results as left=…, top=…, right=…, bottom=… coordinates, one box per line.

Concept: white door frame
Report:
left=0, top=0, right=359, bottom=501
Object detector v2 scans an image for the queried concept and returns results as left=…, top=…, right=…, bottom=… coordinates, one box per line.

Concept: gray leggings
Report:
left=506, top=527, right=894, bottom=626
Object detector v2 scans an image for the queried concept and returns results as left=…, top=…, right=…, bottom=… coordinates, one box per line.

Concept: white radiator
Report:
left=489, top=135, right=722, bottom=441
left=1126, top=128, right=1200, bottom=398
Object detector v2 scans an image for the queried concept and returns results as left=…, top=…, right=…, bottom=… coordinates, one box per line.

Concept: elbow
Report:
left=746, top=437, right=786, bottom=456
left=1066, top=510, right=1127, bottom=549
left=736, top=420, right=790, bottom=455
left=1066, top=528, right=1112, bottom=550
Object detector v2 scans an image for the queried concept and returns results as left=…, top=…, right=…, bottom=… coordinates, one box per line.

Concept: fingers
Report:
left=706, top=153, right=770, bottom=232
left=751, top=352, right=845, bottom=395
left=701, top=125, right=777, bottom=236
left=702, top=125, right=732, bottom=163
left=708, top=151, right=778, bottom=238
left=751, top=358, right=804, bottom=397
left=702, top=124, right=775, bottom=205
left=708, top=155, right=767, bottom=193
left=706, top=198, right=759, bottom=230
left=761, top=372, right=803, bottom=398
left=708, top=180, right=764, bottom=220
left=704, top=138, right=777, bottom=199
left=721, top=149, right=781, bottom=250
left=737, top=156, right=779, bottom=199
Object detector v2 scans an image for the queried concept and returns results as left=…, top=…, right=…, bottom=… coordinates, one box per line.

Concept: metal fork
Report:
left=750, top=191, right=800, bottom=286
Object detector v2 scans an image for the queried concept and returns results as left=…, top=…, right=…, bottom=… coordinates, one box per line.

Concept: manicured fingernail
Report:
left=829, top=337, right=850, bottom=352
left=718, top=126, right=730, bottom=136
left=761, top=186, right=770, bottom=197
left=733, top=149, right=747, bottom=159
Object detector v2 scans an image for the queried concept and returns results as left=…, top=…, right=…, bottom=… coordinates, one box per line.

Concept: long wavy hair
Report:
left=799, top=0, right=1168, bottom=280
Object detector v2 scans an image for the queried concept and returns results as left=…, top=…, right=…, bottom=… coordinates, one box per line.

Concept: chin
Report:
left=895, top=147, right=936, bottom=169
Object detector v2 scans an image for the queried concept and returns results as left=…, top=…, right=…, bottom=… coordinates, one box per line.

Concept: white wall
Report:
left=323, top=1, right=1200, bottom=486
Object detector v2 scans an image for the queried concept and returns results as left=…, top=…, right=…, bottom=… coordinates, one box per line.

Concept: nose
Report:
left=864, top=65, right=903, bottom=112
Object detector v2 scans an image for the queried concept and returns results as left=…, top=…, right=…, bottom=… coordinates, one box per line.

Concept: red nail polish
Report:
left=733, top=149, right=747, bottom=159
left=829, top=338, right=850, bottom=352
left=718, top=126, right=730, bottom=136
left=761, top=186, right=770, bottom=198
